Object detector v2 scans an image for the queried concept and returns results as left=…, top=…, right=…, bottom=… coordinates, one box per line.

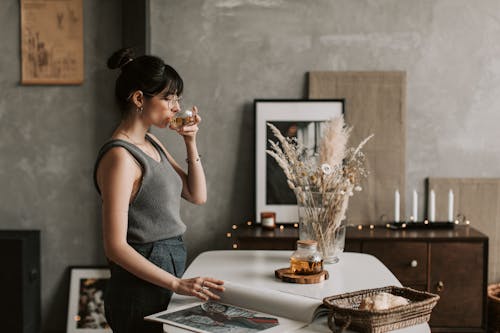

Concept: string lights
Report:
left=226, top=217, right=472, bottom=249
left=226, top=221, right=300, bottom=249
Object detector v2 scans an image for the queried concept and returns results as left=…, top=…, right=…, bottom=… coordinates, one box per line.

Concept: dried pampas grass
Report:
left=266, top=115, right=373, bottom=259
left=319, top=116, right=351, bottom=168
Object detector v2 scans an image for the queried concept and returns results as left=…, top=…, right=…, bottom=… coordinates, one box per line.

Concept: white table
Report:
left=164, top=251, right=430, bottom=333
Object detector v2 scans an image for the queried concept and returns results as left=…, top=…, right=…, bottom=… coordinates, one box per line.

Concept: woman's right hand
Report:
left=173, top=277, right=225, bottom=301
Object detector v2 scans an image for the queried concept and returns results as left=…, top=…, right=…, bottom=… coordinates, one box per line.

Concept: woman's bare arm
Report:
left=96, top=147, right=222, bottom=300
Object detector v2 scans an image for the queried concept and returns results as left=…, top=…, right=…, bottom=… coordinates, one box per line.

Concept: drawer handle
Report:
left=436, top=281, right=445, bottom=292
left=410, top=260, right=418, bottom=268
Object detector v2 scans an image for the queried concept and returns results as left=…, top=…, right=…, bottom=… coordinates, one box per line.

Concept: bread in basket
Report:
left=322, top=286, right=440, bottom=333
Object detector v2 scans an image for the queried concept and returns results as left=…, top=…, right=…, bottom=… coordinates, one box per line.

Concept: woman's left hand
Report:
left=177, top=106, right=201, bottom=142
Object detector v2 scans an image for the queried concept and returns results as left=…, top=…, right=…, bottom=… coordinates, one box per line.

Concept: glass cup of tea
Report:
left=170, top=108, right=197, bottom=130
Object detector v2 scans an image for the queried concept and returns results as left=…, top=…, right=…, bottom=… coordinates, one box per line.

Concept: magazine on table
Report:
left=144, top=281, right=330, bottom=333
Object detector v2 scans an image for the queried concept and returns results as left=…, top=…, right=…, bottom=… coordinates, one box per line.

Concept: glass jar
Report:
left=297, top=190, right=347, bottom=264
left=260, top=211, right=276, bottom=230
left=170, top=109, right=196, bottom=129
left=289, top=240, right=323, bottom=275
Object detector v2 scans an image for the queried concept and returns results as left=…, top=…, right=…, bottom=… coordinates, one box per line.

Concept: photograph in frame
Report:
left=66, top=267, right=111, bottom=333
left=255, top=99, right=344, bottom=223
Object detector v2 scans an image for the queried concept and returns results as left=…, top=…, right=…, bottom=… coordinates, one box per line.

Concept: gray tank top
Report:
left=93, top=135, right=186, bottom=244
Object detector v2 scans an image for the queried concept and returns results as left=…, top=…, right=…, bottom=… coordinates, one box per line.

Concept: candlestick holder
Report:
left=387, top=221, right=456, bottom=230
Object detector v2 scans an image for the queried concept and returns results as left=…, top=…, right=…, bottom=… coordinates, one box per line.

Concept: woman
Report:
left=93, top=48, right=224, bottom=333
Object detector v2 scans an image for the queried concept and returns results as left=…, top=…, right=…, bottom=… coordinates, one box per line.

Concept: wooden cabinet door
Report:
left=237, top=238, right=296, bottom=250
left=345, top=240, right=361, bottom=253
left=429, top=242, right=484, bottom=328
left=362, top=241, right=428, bottom=286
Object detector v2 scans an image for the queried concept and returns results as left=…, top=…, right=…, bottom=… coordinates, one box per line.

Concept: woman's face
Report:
left=143, top=90, right=181, bottom=128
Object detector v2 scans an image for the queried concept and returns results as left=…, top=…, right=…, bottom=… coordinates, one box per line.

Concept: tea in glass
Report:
left=170, top=109, right=196, bottom=129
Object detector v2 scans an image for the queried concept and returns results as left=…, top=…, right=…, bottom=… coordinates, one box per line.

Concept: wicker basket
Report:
left=488, top=283, right=500, bottom=333
left=323, top=286, right=440, bottom=333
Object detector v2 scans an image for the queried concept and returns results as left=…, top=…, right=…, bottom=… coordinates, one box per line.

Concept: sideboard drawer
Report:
left=362, top=241, right=428, bottom=285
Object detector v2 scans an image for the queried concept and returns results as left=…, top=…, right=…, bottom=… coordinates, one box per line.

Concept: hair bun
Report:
left=107, top=47, right=136, bottom=70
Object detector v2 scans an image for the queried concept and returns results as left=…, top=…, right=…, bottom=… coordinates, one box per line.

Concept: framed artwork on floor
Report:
left=66, top=267, right=111, bottom=333
left=254, top=99, right=344, bottom=223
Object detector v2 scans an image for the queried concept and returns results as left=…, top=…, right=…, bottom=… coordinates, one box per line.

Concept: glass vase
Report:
left=296, top=191, right=348, bottom=264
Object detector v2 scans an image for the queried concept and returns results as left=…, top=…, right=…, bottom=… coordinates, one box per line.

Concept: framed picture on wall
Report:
left=20, top=0, right=84, bottom=84
left=66, top=267, right=111, bottom=333
left=255, top=99, right=344, bottom=223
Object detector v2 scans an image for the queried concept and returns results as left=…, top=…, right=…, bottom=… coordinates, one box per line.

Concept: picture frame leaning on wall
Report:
left=66, top=266, right=111, bottom=333
left=254, top=99, right=345, bottom=224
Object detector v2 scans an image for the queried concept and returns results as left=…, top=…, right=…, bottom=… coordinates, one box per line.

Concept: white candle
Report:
left=429, top=190, right=436, bottom=222
left=448, top=189, right=454, bottom=222
left=412, top=190, right=418, bottom=221
left=394, top=190, right=400, bottom=222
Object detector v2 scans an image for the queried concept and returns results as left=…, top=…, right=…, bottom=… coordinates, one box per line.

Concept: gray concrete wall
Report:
left=150, top=0, right=500, bottom=259
left=2, top=0, right=500, bottom=332
left=0, top=1, right=121, bottom=332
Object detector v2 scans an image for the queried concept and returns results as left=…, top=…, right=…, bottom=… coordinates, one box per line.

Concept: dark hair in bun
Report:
left=107, top=47, right=183, bottom=112
left=107, top=47, right=136, bottom=70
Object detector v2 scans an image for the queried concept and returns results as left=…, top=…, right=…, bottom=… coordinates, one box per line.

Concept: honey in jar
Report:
left=290, top=240, right=323, bottom=275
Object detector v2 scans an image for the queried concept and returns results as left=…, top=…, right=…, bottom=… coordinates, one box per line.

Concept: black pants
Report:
left=104, top=236, right=186, bottom=333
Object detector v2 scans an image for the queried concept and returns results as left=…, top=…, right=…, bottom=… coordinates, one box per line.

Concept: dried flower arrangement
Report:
left=266, top=116, right=373, bottom=262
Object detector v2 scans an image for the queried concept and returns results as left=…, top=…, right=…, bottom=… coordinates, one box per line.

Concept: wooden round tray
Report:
left=275, top=267, right=329, bottom=284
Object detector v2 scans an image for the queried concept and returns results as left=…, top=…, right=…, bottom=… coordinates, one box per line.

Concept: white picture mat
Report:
left=255, top=100, right=344, bottom=223
left=66, top=268, right=111, bottom=333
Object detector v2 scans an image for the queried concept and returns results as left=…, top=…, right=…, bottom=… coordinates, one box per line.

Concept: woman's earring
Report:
left=137, top=106, right=143, bottom=114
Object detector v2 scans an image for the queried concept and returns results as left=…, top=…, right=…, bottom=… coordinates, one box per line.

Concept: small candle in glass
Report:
left=260, top=211, right=276, bottom=230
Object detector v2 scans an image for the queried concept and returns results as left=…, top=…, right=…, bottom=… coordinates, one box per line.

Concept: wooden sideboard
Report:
left=233, top=225, right=488, bottom=332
